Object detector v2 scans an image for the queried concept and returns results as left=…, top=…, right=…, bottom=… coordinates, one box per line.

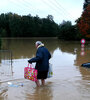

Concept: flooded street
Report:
left=0, top=38, right=90, bottom=100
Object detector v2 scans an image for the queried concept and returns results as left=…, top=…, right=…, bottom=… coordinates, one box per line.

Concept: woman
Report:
left=28, top=41, right=51, bottom=87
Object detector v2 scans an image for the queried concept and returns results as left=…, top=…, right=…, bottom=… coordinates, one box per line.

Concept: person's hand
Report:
left=28, top=60, right=32, bottom=64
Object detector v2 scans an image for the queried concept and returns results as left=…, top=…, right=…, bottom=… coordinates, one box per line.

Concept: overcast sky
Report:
left=0, top=0, right=84, bottom=24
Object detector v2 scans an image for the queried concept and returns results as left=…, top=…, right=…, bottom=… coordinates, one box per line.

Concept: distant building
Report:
left=83, top=0, right=90, bottom=10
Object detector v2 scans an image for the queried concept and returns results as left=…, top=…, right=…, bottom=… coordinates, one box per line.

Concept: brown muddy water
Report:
left=0, top=38, right=90, bottom=100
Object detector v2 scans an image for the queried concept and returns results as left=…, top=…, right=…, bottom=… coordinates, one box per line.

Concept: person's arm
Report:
left=28, top=49, right=43, bottom=63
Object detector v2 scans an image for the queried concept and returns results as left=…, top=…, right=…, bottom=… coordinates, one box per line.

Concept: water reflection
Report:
left=1, top=38, right=59, bottom=58
left=25, top=85, right=53, bottom=100
left=51, top=48, right=76, bottom=68
left=1, top=38, right=90, bottom=79
left=0, top=38, right=90, bottom=100
left=1, top=39, right=90, bottom=63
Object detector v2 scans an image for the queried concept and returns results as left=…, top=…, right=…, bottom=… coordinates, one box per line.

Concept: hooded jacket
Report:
left=28, top=44, right=51, bottom=71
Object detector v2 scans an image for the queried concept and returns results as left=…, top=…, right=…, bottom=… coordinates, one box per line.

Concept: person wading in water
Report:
left=28, top=41, right=51, bottom=87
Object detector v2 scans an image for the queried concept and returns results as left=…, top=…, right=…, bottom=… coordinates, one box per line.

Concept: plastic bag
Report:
left=47, top=63, right=53, bottom=78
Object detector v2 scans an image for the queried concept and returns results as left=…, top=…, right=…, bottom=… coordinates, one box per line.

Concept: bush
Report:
left=0, top=28, right=7, bottom=37
left=58, top=21, right=81, bottom=40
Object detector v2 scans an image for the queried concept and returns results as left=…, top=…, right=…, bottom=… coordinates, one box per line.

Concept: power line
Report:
left=49, top=0, right=71, bottom=20
left=8, top=0, right=71, bottom=20
left=8, top=0, right=39, bottom=16
left=40, top=0, right=69, bottom=21
left=8, top=0, right=27, bottom=14
left=7, top=0, right=75, bottom=23
left=19, top=0, right=40, bottom=13
left=51, top=0, right=74, bottom=20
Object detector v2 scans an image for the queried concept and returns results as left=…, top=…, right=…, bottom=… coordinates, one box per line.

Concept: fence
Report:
left=0, top=50, right=13, bottom=82
left=0, top=50, right=13, bottom=65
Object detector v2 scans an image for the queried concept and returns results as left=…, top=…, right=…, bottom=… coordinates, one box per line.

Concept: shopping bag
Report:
left=47, top=63, right=53, bottom=78
left=24, top=64, right=37, bottom=81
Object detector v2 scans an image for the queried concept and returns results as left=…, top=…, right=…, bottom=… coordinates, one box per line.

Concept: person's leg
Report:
left=35, top=79, right=40, bottom=87
left=36, top=71, right=40, bottom=87
left=41, top=71, right=48, bottom=86
left=41, top=79, right=45, bottom=85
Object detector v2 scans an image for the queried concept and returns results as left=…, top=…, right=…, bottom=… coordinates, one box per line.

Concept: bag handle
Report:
left=28, top=63, right=33, bottom=68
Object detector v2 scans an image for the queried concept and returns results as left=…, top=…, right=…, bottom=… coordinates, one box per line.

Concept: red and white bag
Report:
left=24, top=64, right=37, bottom=82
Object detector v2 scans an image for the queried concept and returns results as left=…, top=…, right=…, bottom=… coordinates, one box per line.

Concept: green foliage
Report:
left=0, top=12, right=59, bottom=37
left=0, top=12, right=82, bottom=40
left=0, top=36, right=1, bottom=49
left=58, top=21, right=82, bottom=40
left=0, top=28, right=7, bottom=37
left=40, top=18, right=59, bottom=37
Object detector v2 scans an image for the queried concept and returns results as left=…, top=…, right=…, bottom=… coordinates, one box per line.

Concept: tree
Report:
left=0, top=36, right=1, bottom=49
left=0, top=13, right=59, bottom=37
left=77, top=5, right=90, bottom=39
left=40, top=17, right=59, bottom=37
left=47, top=15, right=54, bottom=22
left=58, top=21, right=79, bottom=40
left=0, top=28, right=7, bottom=37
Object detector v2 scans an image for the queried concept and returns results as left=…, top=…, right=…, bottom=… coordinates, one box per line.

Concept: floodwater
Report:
left=0, top=38, right=90, bottom=100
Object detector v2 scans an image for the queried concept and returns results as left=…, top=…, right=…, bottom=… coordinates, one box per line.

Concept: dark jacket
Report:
left=28, top=45, right=51, bottom=71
